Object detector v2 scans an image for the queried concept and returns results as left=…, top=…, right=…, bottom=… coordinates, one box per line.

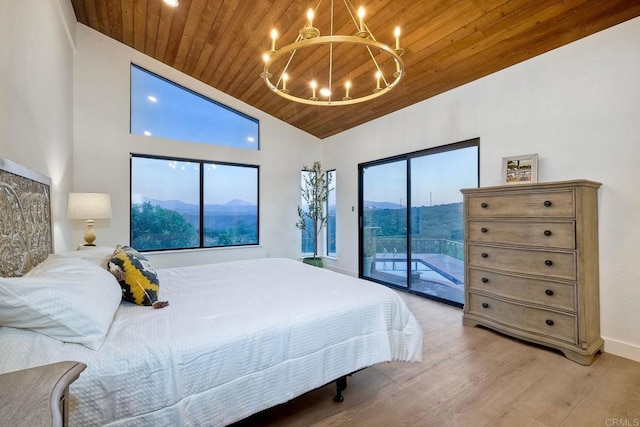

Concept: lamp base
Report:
left=83, top=219, right=97, bottom=246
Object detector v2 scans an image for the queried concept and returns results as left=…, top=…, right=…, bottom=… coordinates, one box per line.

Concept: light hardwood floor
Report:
left=232, top=292, right=640, bottom=427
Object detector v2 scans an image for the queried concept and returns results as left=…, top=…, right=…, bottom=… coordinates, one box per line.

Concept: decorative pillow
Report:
left=108, top=246, right=168, bottom=308
left=0, top=255, right=122, bottom=350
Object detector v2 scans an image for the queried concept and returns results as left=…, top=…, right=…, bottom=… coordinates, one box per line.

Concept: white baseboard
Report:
left=603, top=336, right=640, bottom=363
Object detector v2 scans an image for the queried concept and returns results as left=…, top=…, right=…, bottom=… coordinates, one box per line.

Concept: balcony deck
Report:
left=367, top=253, right=465, bottom=305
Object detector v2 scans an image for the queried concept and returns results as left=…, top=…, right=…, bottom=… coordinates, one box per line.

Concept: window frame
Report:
left=130, top=153, right=260, bottom=252
left=325, top=169, right=337, bottom=258
left=300, top=169, right=314, bottom=257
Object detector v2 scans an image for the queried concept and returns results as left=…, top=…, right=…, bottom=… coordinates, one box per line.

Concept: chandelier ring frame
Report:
left=262, top=35, right=405, bottom=106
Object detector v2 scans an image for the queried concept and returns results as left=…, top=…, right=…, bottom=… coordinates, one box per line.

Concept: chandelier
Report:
left=261, top=0, right=405, bottom=106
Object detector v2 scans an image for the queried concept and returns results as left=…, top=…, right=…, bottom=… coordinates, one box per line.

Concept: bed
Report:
left=0, top=158, right=423, bottom=426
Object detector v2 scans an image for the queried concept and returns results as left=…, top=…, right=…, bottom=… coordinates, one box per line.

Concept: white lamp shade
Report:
left=68, top=193, right=112, bottom=220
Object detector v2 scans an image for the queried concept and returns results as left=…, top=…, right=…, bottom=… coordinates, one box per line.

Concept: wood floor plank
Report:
left=487, top=407, right=548, bottom=427
left=230, top=292, right=640, bottom=427
left=559, top=355, right=640, bottom=425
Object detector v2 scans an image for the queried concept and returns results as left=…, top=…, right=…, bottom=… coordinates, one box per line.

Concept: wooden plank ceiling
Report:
left=70, top=0, right=640, bottom=139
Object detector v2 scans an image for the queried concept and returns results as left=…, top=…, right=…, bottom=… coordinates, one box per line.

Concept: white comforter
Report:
left=0, top=258, right=422, bottom=426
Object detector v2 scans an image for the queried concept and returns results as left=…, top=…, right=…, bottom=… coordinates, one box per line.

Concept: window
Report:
left=326, top=170, right=337, bottom=257
left=130, top=64, right=259, bottom=150
left=359, top=139, right=479, bottom=307
left=131, top=154, right=259, bottom=251
left=299, top=168, right=334, bottom=256
left=300, top=170, right=314, bottom=256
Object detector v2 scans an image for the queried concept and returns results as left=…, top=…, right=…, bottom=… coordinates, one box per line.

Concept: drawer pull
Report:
left=543, top=200, right=553, bottom=207
left=544, top=230, right=552, bottom=237
left=546, top=319, right=554, bottom=326
left=545, top=289, right=554, bottom=296
left=482, top=303, right=489, bottom=309
left=481, top=253, right=489, bottom=258
left=481, top=227, right=488, bottom=233
left=480, top=202, right=488, bottom=208
left=545, top=259, right=553, bottom=266
left=481, top=277, right=489, bottom=283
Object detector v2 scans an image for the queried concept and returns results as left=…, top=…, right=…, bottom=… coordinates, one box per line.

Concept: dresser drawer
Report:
left=466, top=190, right=574, bottom=218
left=468, top=244, right=576, bottom=280
left=467, top=220, right=575, bottom=249
left=467, top=268, right=576, bottom=311
left=467, top=293, right=577, bottom=344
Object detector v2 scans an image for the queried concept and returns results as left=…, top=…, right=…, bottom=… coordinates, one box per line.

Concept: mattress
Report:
left=0, top=258, right=422, bottom=426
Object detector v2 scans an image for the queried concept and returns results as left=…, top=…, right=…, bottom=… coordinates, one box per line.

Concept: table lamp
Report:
left=67, top=193, right=112, bottom=246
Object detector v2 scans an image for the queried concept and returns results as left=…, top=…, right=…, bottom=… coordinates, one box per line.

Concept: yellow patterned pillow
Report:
left=107, top=246, right=167, bottom=308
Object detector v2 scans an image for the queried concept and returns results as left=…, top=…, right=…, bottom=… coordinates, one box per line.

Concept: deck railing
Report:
left=374, top=236, right=464, bottom=261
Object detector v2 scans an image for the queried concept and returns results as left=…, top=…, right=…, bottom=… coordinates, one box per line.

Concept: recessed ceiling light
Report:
left=319, top=88, right=331, bottom=97
left=163, top=0, right=179, bottom=7
left=144, top=131, right=152, bottom=136
left=147, top=95, right=157, bottom=102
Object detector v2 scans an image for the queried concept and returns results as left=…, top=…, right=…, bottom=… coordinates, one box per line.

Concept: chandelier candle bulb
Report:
left=270, top=29, right=278, bottom=51
left=394, top=27, right=400, bottom=50
left=358, top=7, right=365, bottom=32
left=345, top=81, right=351, bottom=98
left=375, top=71, right=381, bottom=89
left=310, top=80, right=318, bottom=100
left=307, top=8, right=314, bottom=27
left=282, top=73, right=289, bottom=92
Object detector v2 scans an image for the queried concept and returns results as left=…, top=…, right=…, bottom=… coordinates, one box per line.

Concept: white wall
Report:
left=72, top=24, right=321, bottom=267
left=0, top=0, right=76, bottom=251
left=323, top=17, right=640, bottom=361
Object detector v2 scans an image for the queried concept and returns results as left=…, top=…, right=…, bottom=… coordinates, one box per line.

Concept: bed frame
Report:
left=0, top=157, right=52, bottom=278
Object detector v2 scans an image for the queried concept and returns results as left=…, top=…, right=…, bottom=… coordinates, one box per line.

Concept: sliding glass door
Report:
left=359, top=140, right=479, bottom=306
left=361, top=159, right=408, bottom=287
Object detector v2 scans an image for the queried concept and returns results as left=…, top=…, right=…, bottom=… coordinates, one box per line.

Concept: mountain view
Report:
left=131, top=198, right=258, bottom=250
left=132, top=197, right=462, bottom=254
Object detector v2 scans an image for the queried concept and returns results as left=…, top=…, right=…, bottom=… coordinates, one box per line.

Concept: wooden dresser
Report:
left=461, top=180, right=603, bottom=365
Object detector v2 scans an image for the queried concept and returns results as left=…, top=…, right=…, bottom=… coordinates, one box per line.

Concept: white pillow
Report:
left=0, top=255, right=122, bottom=350
left=55, top=246, right=115, bottom=269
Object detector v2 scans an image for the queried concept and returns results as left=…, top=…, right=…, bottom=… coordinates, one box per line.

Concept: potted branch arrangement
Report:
left=296, top=161, right=333, bottom=268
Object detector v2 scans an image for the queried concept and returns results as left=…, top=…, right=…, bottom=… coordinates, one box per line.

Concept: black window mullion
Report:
left=406, top=158, right=411, bottom=290
left=199, top=162, right=205, bottom=248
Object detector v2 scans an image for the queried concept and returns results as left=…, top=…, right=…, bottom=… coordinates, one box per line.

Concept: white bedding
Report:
left=0, top=258, right=422, bottom=426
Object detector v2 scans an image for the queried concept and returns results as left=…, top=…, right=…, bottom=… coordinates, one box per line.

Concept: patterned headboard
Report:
left=0, top=158, right=53, bottom=277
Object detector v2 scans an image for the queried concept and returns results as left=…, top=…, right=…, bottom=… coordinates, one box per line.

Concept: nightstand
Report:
left=0, top=361, right=86, bottom=427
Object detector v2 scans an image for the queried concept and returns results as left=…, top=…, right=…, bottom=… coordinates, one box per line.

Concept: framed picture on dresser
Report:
left=501, top=153, right=538, bottom=184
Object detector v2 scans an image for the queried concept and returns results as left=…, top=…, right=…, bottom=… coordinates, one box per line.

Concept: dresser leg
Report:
left=562, top=348, right=601, bottom=366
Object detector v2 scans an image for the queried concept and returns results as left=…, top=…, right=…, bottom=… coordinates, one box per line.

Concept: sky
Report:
left=131, top=156, right=258, bottom=205
left=363, top=145, right=478, bottom=207
left=130, top=65, right=259, bottom=150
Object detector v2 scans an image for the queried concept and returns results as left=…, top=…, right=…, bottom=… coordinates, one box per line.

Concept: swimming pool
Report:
left=374, top=258, right=460, bottom=285
left=371, top=258, right=464, bottom=304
